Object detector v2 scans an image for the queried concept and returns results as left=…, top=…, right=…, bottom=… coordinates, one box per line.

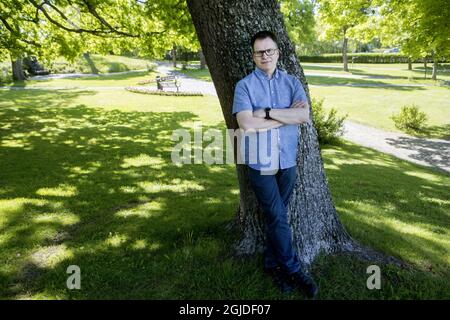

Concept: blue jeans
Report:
left=248, top=166, right=300, bottom=274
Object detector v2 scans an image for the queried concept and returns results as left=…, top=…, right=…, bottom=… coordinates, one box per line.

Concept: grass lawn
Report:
left=50, top=54, right=156, bottom=74
left=0, top=77, right=449, bottom=299
left=309, top=85, right=450, bottom=140
left=0, top=55, right=156, bottom=85
left=302, top=63, right=450, bottom=83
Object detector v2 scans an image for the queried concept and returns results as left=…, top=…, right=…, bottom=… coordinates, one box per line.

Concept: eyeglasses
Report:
left=253, top=48, right=278, bottom=57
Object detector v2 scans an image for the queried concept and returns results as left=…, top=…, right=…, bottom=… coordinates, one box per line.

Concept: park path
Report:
left=157, top=62, right=450, bottom=173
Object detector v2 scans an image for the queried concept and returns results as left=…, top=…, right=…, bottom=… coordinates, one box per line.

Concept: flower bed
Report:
left=125, top=86, right=203, bottom=96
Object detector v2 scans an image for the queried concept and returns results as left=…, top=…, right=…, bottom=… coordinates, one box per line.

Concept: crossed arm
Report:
left=236, top=100, right=310, bottom=131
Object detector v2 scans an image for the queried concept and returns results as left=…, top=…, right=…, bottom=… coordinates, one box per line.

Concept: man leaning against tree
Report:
left=232, top=30, right=318, bottom=299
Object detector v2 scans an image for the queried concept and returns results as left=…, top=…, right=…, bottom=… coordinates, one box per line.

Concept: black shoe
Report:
left=288, top=270, right=319, bottom=299
left=264, top=266, right=294, bottom=294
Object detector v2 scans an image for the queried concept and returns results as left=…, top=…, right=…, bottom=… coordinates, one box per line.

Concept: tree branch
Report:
left=81, top=0, right=140, bottom=37
left=0, top=15, right=42, bottom=47
left=27, top=0, right=140, bottom=37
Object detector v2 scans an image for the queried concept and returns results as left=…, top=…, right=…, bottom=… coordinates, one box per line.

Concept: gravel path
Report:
left=343, top=121, right=449, bottom=173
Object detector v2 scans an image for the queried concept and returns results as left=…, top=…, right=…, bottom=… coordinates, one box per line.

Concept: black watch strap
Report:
left=264, top=107, right=271, bottom=120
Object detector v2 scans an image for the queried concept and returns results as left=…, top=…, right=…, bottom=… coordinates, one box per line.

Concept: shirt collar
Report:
left=255, top=67, right=280, bottom=80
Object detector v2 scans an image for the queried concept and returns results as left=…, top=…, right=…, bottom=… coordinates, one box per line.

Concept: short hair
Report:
left=251, top=30, right=279, bottom=50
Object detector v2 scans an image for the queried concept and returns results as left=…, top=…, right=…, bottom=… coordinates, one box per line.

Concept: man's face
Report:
left=253, top=37, right=279, bottom=73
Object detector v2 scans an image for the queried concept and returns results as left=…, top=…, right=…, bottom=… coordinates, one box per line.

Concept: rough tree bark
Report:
left=11, top=54, right=26, bottom=81
left=186, top=0, right=400, bottom=270
left=342, top=33, right=349, bottom=72
left=199, top=50, right=207, bottom=69
left=172, top=43, right=177, bottom=68
left=407, top=57, right=412, bottom=71
left=431, top=52, right=437, bottom=80
left=83, top=52, right=99, bottom=74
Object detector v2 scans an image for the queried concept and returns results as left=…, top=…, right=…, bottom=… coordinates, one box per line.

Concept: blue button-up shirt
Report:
left=232, top=67, right=307, bottom=171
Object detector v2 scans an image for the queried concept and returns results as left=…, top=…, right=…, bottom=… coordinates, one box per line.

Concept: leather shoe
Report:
left=288, top=270, right=319, bottom=299
left=264, top=266, right=294, bottom=294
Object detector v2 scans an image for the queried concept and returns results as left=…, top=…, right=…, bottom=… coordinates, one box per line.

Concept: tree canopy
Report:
left=0, top=0, right=199, bottom=63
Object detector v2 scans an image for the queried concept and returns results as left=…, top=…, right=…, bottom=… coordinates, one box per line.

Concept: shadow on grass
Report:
left=0, top=91, right=448, bottom=299
left=421, top=124, right=450, bottom=141
left=322, top=142, right=449, bottom=269
left=384, top=135, right=450, bottom=172
left=0, top=89, right=245, bottom=299
left=306, top=76, right=426, bottom=91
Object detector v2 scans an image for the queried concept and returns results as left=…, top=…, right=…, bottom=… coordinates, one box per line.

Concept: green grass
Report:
left=50, top=54, right=156, bottom=74
left=175, top=67, right=213, bottom=82
left=0, top=55, right=157, bottom=85
left=302, top=63, right=450, bottom=83
left=309, top=85, right=450, bottom=139
left=0, top=81, right=449, bottom=299
left=9, top=71, right=158, bottom=89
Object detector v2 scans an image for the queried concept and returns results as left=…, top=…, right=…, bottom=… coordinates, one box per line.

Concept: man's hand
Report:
left=253, top=108, right=266, bottom=118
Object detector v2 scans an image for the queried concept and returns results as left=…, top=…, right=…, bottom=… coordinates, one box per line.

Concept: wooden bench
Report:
left=156, top=75, right=181, bottom=92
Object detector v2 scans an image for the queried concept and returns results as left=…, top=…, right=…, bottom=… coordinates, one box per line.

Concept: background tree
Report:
left=316, top=0, right=375, bottom=72
left=280, top=0, right=317, bottom=55
left=186, top=0, right=398, bottom=269
left=378, top=0, right=450, bottom=80
left=0, top=0, right=198, bottom=80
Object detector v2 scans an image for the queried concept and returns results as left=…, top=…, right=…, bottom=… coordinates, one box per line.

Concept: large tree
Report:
left=280, top=0, right=316, bottom=55
left=0, top=0, right=197, bottom=80
left=186, top=0, right=397, bottom=270
left=316, top=0, right=375, bottom=72
left=378, top=0, right=450, bottom=80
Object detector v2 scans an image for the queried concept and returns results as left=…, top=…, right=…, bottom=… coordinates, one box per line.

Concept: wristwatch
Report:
left=264, top=107, right=272, bottom=120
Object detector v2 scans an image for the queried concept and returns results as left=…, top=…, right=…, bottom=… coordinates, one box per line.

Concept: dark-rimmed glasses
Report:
left=253, top=48, right=278, bottom=57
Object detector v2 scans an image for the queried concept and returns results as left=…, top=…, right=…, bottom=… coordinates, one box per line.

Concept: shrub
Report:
left=391, top=104, right=428, bottom=132
left=311, top=98, right=347, bottom=145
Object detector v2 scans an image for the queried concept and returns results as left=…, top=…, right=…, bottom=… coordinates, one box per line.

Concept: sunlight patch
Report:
left=402, top=170, right=442, bottom=183
left=230, top=189, right=240, bottom=195
left=121, top=154, right=164, bottom=168
left=36, top=185, right=78, bottom=197
left=0, top=198, right=50, bottom=226
left=137, top=180, right=205, bottom=193
left=31, top=244, right=72, bottom=268
left=115, top=202, right=162, bottom=218
left=131, top=239, right=161, bottom=251
left=105, top=233, right=128, bottom=247
left=32, top=212, right=79, bottom=225
left=69, top=166, right=93, bottom=175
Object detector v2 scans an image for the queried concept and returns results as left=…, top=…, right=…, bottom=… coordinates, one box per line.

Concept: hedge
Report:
left=298, top=53, right=444, bottom=64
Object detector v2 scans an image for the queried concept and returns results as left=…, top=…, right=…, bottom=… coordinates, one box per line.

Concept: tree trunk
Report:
left=431, top=52, right=437, bottom=80
left=199, top=50, right=207, bottom=69
left=11, top=55, right=26, bottom=81
left=342, top=35, right=349, bottom=72
left=172, top=43, right=177, bottom=68
left=83, top=52, right=99, bottom=74
left=424, top=58, right=427, bottom=79
left=407, top=57, right=412, bottom=71
left=186, top=0, right=392, bottom=270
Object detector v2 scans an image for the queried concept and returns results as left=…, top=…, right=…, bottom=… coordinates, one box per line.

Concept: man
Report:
left=232, top=30, right=318, bottom=298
